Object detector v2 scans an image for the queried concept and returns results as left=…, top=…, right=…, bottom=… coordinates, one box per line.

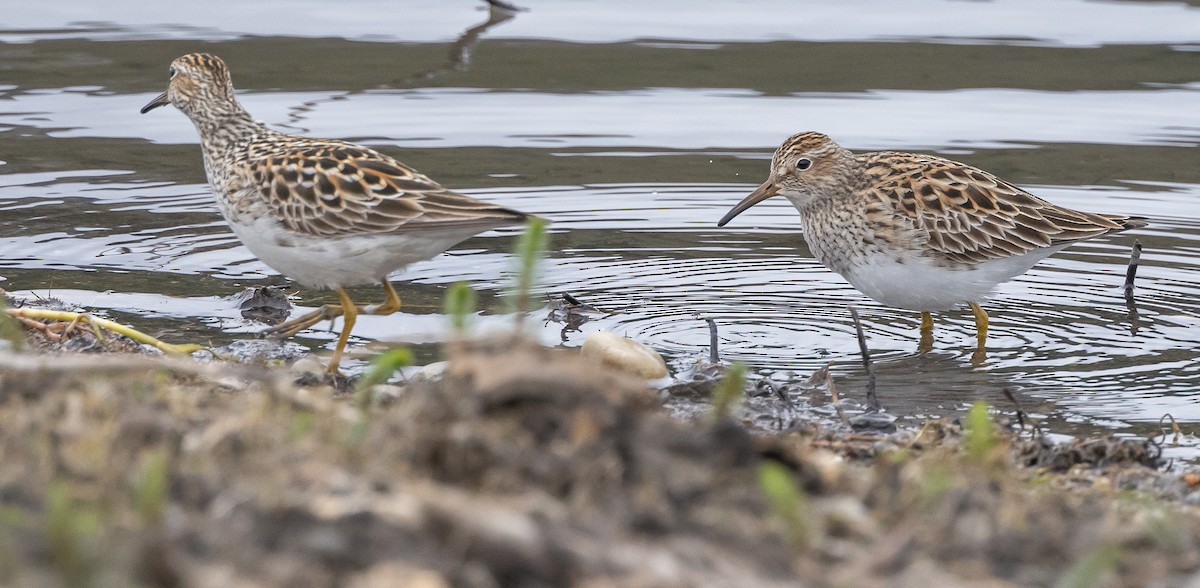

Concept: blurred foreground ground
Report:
left=2, top=324, right=1200, bottom=588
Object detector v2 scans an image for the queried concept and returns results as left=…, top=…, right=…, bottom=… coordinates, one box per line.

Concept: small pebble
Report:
left=291, top=357, right=325, bottom=376
left=581, top=331, right=668, bottom=379
left=410, top=361, right=449, bottom=384
left=809, top=449, right=845, bottom=489
left=370, top=384, right=405, bottom=404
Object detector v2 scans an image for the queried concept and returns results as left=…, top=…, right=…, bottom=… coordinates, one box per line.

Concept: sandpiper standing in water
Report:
left=718, top=132, right=1146, bottom=363
left=142, top=53, right=529, bottom=373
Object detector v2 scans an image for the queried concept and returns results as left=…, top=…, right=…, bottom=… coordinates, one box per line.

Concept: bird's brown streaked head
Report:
left=718, top=131, right=854, bottom=226
left=140, top=53, right=238, bottom=118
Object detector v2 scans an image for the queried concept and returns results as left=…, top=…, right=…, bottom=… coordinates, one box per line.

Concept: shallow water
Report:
left=2, top=0, right=1199, bottom=456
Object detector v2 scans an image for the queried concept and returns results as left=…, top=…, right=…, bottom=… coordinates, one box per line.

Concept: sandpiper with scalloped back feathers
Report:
left=718, top=132, right=1147, bottom=363
left=141, top=53, right=528, bottom=373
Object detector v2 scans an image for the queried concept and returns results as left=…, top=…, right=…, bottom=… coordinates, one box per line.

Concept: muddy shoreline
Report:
left=2, top=296, right=1200, bottom=587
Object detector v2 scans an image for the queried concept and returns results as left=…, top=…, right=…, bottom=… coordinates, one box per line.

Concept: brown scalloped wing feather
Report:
left=865, top=153, right=1141, bottom=265
left=247, top=141, right=527, bottom=238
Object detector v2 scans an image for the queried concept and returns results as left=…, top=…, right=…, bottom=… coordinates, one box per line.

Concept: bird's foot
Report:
left=264, top=303, right=355, bottom=339
left=363, top=301, right=401, bottom=316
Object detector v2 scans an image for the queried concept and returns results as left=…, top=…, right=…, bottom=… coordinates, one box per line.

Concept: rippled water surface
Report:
left=2, top=0, right=1199, bottom=456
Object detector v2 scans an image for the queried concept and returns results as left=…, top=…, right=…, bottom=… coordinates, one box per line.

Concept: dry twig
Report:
left=6, top=308, right=205, bottom=356
left=822, top=363, right=850, bottom=426
left=705, top=317, right=720, bottom=364
left=848, top=306, right=880, bottom=412
left=1124, top=240, right=1142, bottom=297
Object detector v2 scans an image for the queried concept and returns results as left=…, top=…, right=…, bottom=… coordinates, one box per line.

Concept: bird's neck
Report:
left=189, top=100, right=262, bottom=154
left=837, top=153, right=871, bottom=193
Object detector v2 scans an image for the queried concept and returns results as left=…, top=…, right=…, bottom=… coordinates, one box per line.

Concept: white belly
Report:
left=229, top=217, right=486, bottom=289
left=838, top=247, right=1067, bottom=311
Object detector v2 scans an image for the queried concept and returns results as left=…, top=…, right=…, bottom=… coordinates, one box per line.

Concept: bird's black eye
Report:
left=796, top=158, right=812, bottom=171
left=169, top=66, right=177, bottom=78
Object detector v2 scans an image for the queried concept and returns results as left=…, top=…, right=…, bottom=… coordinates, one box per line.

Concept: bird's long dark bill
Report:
left=717, top=180, right=780, bottom=227
left=140, top=92, right=170, bottom=114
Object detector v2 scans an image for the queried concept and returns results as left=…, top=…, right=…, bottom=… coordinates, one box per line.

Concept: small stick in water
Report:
left=1158, top=413, right=1182, bottom=446
left=1124, top=240, right=1142, bottom=297
left=848, top=306, right=880, bottom=412
left=1001, top=388, right=1027, bottom=432
left=1001, top=388, right=1046, bottom=436
left=483, top=0, right=526, bottom=11
left=561, top=292, right=613, bottom=314
left=823, top=364, right=849, bottom=426
left=1124, top=240, right=1143, bottom=335
left=705, top=317, right=720, bottom=364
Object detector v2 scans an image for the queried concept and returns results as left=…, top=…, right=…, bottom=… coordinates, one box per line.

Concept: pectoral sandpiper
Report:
left=718, top=132, right=1147, bottom=363
left=142, top=53, right=529, bottom=373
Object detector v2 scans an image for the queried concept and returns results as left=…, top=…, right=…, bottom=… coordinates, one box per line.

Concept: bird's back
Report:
left=858, top=150, right=1146, bottom=266
left=212, top=130, right=528, bottom=239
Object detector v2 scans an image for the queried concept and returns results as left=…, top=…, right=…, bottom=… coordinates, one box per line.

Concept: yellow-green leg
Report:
left=265, top=282, right=401, bottom=339
left=969, top=302, right=988, bottom=365
left=366, top=280, right=402, bottom=315
left=326, top=288, right=358, bottom=374
left=918, top=311, right=934, bottom=354
left=265, top=303, right=348, bottom=339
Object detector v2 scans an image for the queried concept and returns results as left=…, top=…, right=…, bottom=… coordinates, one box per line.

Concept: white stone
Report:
left=581, top=331, right=668, bottom=379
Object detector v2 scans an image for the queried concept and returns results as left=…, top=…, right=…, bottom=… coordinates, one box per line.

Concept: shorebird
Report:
left=142, top=53, right=528, bottom=373
left=718, top=131, right=1146, bottom=363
